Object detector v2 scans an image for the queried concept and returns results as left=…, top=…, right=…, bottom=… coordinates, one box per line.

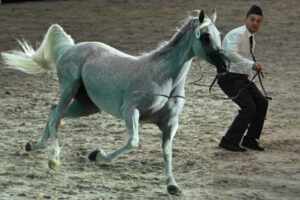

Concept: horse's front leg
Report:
left=159, top=116, right=181, bottom=195
left=89, top=108, right=140, bottom=162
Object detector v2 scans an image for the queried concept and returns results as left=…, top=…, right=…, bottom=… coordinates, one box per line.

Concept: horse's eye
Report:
left=200, top=33, right=210, bottom=44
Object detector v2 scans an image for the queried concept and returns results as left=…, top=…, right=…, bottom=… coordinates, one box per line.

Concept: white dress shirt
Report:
left=222, top=25, right=255, bottom=80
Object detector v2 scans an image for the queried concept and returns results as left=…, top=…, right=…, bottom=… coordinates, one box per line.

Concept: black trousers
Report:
left=218, top=73, right=269, bottom=145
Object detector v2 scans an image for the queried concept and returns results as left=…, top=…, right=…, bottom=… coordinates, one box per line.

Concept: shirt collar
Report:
left=244, top=25, right=254, bottom=38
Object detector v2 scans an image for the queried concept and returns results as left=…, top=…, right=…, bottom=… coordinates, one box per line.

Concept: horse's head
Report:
left=192, top=10, right=230, bottom=75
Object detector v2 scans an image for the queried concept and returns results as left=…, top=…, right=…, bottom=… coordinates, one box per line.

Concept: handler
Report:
left=218, top=5, right=268, bottom=152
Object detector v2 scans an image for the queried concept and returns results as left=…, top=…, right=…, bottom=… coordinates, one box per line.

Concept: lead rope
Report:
left=257, top=71, right=272, bottom=100
left=190, top=58, right=255, bottom=100
left=250, top=36, right=272, bottom=100
left=207, top=71, right=272, bottom=100
left=192, top=58, right=271, bottom=100
left=208, top=72, right=258, bottom=100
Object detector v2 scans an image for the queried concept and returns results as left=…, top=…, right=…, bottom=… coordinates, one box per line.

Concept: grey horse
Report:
left=2, top=10, right=229, bottom=195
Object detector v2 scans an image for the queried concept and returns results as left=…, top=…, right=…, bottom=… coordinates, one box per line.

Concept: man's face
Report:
left=245, top=14, right=263, bottom=34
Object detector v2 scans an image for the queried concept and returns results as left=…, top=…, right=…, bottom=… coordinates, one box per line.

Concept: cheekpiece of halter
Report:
left=195, top=29, right=200, bottom=38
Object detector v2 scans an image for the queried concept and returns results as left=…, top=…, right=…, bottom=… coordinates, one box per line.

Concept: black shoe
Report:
left=219, top=137, right=246, bottom=152
left=241, top=136, right=264, bottom=151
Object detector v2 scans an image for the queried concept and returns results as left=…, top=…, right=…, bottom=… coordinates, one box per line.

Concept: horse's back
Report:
left=57, top=41, right=138, bottom=82
left=61, top=42, right=134, bottom=62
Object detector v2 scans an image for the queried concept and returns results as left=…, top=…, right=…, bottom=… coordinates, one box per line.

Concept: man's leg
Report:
left=224, top=88, right=256, bottom=145
left=218, top=74, right=257, bottom=148
left=245, top=83, right=268, bottom=139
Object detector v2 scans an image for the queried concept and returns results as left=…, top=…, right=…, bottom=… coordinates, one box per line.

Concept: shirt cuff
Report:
left=247, top=60, right=255, bottom=70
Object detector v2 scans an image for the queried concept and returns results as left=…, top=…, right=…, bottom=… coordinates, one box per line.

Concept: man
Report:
left=218, top=5, right=268, bottom=152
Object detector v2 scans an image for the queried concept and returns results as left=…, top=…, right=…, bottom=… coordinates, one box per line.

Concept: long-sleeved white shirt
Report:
left=222, top=25, right=255, bottom=80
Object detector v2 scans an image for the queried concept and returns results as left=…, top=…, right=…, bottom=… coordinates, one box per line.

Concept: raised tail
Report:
left=1, top=24, right=74, bottom=74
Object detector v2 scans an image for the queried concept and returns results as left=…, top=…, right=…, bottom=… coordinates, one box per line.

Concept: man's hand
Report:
left=253, top=62, right=262, bottom=72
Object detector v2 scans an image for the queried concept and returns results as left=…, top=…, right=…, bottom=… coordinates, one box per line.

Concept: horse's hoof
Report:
left=88, top=150, right=99, bottom=162
left=167, top=185, right=181, bottom=195
left=25, top=143, right=32, bottom=151
left=48, top=159, right=59, bottom=171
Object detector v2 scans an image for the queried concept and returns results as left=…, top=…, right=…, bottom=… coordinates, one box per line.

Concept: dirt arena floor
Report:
left=0, top=0, right=299, bottom=199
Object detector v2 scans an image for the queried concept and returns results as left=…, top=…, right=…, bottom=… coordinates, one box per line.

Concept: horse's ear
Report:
left=209, top=8, right=217, bottom=24
left=199, top=10, right=205, bottom=23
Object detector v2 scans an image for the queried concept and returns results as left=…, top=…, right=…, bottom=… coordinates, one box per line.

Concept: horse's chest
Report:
left=136, top=93, right=169, bottom=114
left=139, top=95, right=185, bottom=122
left=149, top=97, right=169, bottom=112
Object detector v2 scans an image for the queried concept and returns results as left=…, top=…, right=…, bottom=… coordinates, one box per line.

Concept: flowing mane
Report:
left=141, top=12, right=200, bottom=59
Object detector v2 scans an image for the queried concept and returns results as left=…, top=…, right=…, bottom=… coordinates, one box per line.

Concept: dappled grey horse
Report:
left=2, top=10, right=229, bottom=195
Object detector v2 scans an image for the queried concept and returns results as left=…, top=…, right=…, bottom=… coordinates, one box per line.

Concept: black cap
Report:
left=246, top=5, right=263, bottom=17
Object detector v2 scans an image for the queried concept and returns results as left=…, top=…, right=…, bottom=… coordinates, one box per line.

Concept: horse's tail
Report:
left=1, top=24, right=74, bottom=74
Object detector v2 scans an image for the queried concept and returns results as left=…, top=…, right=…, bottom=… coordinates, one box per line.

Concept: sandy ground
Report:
left=0, top=0, right=299, bottom=199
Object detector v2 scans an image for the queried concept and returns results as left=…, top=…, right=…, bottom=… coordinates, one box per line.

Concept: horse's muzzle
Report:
left=217, top=53, right=230, bottom=75
left=206, top=49, right=230, bottom=75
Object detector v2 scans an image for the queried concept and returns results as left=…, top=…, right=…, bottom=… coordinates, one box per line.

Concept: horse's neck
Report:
left=162, top=32, right=194, bottom=85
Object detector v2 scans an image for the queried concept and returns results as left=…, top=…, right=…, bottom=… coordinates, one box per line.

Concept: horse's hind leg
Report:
left=26, top=104, right=60, bottom=151
left=46, top=79, right=81, bottom=171
left=26, top=113, right=49, bottom=151
left=34, top=61, right=82, bottom=171
left=26, top=85, right=99, bottom=151
left=89, top=108, right=140, bottom=162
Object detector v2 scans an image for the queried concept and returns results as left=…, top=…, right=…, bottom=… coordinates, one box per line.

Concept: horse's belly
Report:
left=86, top=90, right=123, bottom=119
left=81, top=70, right=124, bottom=119
left=88, top=91, right=123, bottom=118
